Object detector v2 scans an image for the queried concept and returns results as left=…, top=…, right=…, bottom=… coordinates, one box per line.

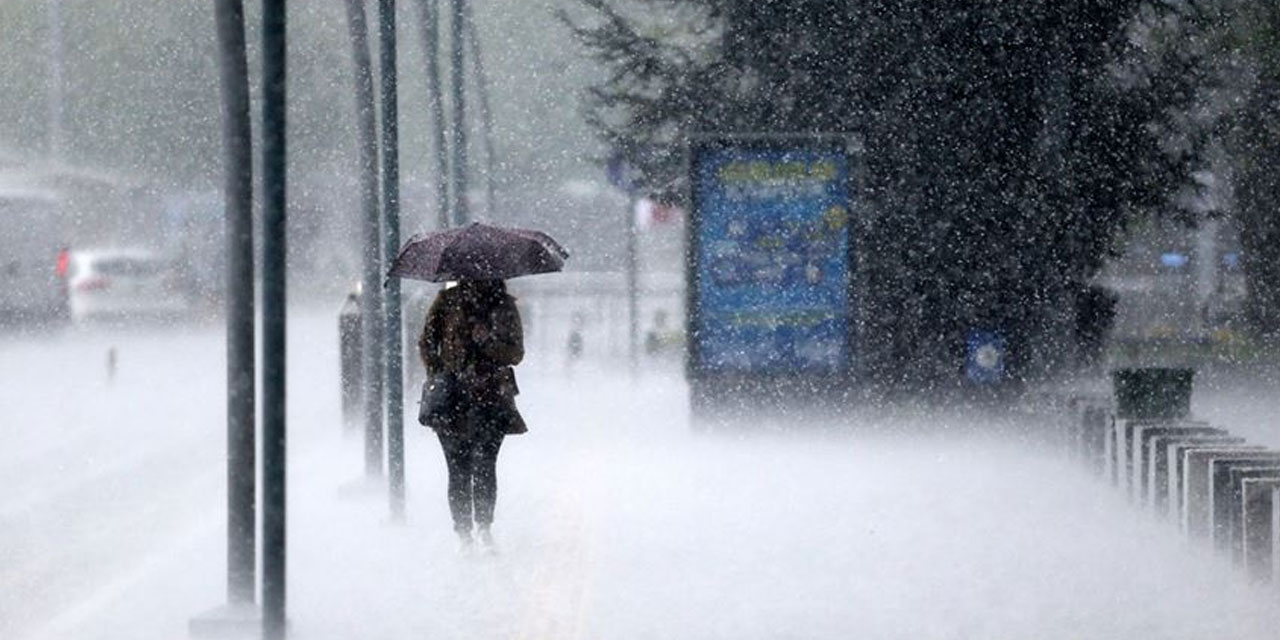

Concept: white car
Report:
left=66, top=249, right=191, bottom=323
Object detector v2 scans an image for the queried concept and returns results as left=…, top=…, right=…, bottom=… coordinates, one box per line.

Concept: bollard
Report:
left=1104, top=413, right=1123, bottom=487
left=1151, top=434, right=1242, bottom=516
left=1133, top=423, right=1217, bottom=506
left=1185, top=450, right=1280, bottom=539
left=1264, top=486, right=1274, bottom=583
left=1072, top=397, right=1112, bottom=471
left=1081, top=404, right=1112, bottom=476
left=1059, top=394, right=1080, bottom=460
left=339, top=291, right=362, bottom=430
left=1272, top=487, right=1280, bottom=583
left=1067, top=395, right=1106, bottom=461
left=1221, top=465, right=1280, bottom=560
left=1240, top=478, right=1280, bottom=583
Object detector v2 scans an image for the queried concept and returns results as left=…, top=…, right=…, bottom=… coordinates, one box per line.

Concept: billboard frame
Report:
left=685, top=133, right=864, bottom=413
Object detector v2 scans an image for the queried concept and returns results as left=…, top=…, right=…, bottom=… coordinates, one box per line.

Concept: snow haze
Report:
left=4, top=1, right=1280, bottom=638
left=3, top=311, right=1280, bottom=639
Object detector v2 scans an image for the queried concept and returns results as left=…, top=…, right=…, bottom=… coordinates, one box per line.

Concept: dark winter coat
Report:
left=418, top=283, right=526, bottom=436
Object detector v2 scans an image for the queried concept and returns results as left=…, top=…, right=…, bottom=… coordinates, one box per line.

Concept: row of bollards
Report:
left=1065, top=370, right=1280, bottom=587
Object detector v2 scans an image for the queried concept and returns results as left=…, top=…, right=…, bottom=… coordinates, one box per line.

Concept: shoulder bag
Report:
left=418, top=371, right=459, bottom=428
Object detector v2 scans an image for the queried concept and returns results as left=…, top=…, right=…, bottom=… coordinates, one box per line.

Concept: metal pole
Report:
left=379, top=0, right=406, bottom=521
left=346, top=0, right=385, bottom=478
left=461, top=0, right=496, bottom=218
left=260, top=0, right=287, bottom=637
left=45, top=0, right=64, bottom=161
left=214, top=0, right=255, bottom=607
left=414, top=0, right=451, bottom=228
left=627, top=195, right=639, bottom=372
left=449, top=0, right=468, bottom=223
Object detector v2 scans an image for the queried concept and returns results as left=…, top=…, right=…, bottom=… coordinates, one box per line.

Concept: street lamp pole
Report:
left=260, top=0, right=288, bottom=636
left=414, top=0, right=451, bottom=228
left=449, top=0, right=468, bottom=224
left=213, top=0, right=255, bottom=609
left=45, top=0, right=65, bottom=160
left=379, top=0, right=406, bottom=521
left=346, top=0, right=386, bottom=479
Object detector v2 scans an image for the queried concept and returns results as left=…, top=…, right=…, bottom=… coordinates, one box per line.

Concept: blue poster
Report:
left=693, top=144, right=851, bottom=373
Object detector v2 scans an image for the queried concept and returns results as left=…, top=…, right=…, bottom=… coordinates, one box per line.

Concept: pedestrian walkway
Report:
left=14, top=351, right=1280, bottom=639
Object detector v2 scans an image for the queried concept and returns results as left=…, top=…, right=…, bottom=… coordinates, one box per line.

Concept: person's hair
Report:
left=458, top=279, right=506, bottom=309
left=473, top=279, right=505, bottom=296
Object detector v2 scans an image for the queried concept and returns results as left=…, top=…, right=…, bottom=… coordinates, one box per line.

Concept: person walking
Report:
left=389, top=222, right=565, bottom=552
left=418, top=278, right=526, bottom=553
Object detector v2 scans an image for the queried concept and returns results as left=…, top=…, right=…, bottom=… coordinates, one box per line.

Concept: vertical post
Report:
left=626, top=196, right=639, bottom=372
left=461, top=0, right=496, bottom=217
left=347, top=0, right=386, bottom=478
left=339, top=293, right=363, bottom=431
left=260, top=0, right=288, bottom=637
left=45, top=0, right=65, bottom=160
left=449, top=0, right=468, bottom=223
left=379, top=0, right=406, bottom=521
left=415, top=0, right=451, bottom=228
left=214, top=0, right=256, bottom=607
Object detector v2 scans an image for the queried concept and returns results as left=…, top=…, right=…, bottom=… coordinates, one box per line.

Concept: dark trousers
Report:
left=437, top=430, right=504, bottom=533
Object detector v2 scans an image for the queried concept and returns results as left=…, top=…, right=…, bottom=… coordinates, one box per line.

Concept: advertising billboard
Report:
left=688, top=137, right=852, bottom=375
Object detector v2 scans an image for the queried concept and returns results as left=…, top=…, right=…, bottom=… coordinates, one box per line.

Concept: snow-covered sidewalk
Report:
left=6, top=317, right=1280, bottom=639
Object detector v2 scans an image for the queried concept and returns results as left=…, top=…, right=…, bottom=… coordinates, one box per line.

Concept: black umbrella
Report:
left=387, top=222, right=569, bottom=282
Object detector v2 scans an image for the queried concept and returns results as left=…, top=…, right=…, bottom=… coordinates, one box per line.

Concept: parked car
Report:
left=66, top=249, right=191, bottom=323
left=0, top=246, right=70, bottom=328
left=0, top=190, right=70, bottom=328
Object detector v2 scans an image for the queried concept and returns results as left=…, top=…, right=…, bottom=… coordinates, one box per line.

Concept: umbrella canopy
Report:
left=387, top=222, right=569, bottom=282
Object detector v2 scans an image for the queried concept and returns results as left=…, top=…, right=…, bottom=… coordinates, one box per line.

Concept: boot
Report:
left=455, top=527, right=475, bottom=556
left=476, top=525, right=497, bottom=555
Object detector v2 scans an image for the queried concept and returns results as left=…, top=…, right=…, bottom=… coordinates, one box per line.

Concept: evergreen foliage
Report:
left=566, top=0, right=1172, bottom=386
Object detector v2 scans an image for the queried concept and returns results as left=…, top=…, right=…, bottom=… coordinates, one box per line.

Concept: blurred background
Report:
left=4, top=1, right=1280, bottom=386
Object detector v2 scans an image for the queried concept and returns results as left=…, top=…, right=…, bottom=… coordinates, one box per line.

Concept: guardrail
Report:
left=1060, top=391, right=1280, bottom=585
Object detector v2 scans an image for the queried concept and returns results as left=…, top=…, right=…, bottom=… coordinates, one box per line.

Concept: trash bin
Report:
left=339, top=291, right=362, bottom=428
left=1112, top=367, right=1194, bottom=420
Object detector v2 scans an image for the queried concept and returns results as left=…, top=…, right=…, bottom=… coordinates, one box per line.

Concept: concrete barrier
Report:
left=1149, top=433, right=1240, bottom=515
left=1134, top=423, right=1217, bottom=506
left=1218, top=463, right=1280, bottom=553
left=1113, top=419, right=1142, bottom=493
left=1116, top=421, right=1208, bottom=500
left=1240, top=478, right=1280, bottom=583
left=1051, top=388, right=1280, bottom=586
left=1185, top=450, right=1280, bottom=539
left=1116, top=420, right=1166, bottom=497
left=1221, top=465, right=1280, bottom=560
left=1111, top=419, right=1160, bottom=490
left=1172, top=444, right=1265, bottom=526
